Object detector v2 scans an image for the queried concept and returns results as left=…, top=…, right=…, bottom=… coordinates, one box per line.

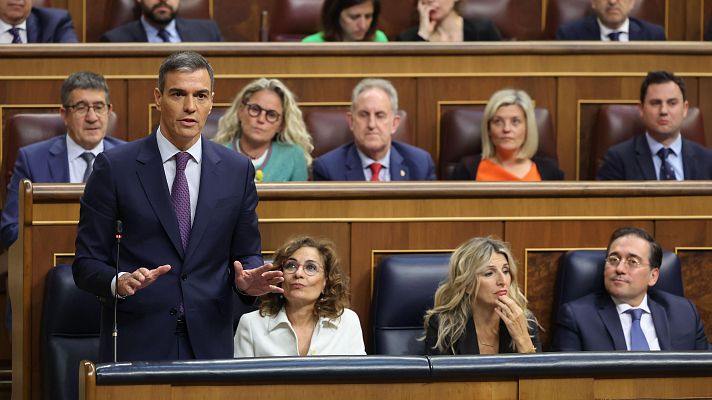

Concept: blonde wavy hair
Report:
left=481, top=89, right=539, bottom=161
left=213, top=78, right=314, bottom=166
left=423, top=236, right=535, bottom=354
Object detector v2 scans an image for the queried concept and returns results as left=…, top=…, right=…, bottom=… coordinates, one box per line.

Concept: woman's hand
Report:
left=495, top=295, right=536, bottom=353
left=417, top=0, right=437, bottom=40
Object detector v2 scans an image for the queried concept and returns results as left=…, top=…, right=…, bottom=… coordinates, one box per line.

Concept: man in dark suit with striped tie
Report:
left=596, top=71, right=712, bottom=180
left=0, top=0, right=78, bottom=43
left=100, top=0, right=222, bottom=43
left=556, top=0, right=665, bottom=41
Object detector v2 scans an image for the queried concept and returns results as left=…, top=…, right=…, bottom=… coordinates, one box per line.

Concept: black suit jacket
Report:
left=26, top=7, right=78, bottom=43
left=396, top=18, right=501, bottom=41
left=596, top=134, right=712, bottom=180
left=552, top=291, right=710, bottom=351
left=449, top=154, right=565, bottom=181
left=100, top=18, right=223, bottom=42
left=425, top=314, right=541, bottom=355
left=556, top=16, right=665, bottom=41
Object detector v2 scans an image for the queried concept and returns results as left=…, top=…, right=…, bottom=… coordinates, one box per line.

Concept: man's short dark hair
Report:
left=640, top=70, right=687, bottom=103
left=158, top=51, right=214, bottom=93
left=61, top=71, right=110, bottom=107
left=606, top=227, right=663, bottom=268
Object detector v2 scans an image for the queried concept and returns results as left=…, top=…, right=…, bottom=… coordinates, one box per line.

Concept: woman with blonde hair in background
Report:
left=214, top=78, right=313, bottom=182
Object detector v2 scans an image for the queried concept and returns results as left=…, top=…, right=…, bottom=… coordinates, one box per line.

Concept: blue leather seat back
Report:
left=553, top=250, right=684, bottom=316
left=41, top=264, right=101, bottom=400
left=372, top=254, right=451, bottom=355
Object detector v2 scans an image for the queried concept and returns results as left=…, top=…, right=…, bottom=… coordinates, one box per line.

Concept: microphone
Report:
left=113, top=220, right=123, bottom=363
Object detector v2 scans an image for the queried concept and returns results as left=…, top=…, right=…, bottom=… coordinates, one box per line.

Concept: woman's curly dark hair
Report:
left=259, top=236, right=350, bottom=319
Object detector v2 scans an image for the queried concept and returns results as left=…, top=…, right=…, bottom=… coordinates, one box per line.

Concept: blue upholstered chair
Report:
left=40, top=264, right=101, bottom=400
left=371, top=253, right=450, bottom=355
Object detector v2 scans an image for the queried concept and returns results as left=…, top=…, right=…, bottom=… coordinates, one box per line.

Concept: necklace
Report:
left=478, top=341, right=495, bottom=348
left=233, top=138, right=272, bottom=182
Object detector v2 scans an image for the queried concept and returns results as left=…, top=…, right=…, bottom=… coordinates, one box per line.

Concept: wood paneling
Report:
left=12, top=181, right=712, bottom=400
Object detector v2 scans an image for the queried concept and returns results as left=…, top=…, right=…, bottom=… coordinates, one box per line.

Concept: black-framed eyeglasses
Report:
left=282, top=260, right=322, bottom=276
left=66, top=102, right=109, bottom=116
left=605, top=254, right=650, bottom=269
left=244, top=102, right=281, bottom=123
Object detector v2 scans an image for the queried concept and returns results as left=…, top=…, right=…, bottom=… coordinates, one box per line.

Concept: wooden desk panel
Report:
left=13, top=181, right=712, bottom=400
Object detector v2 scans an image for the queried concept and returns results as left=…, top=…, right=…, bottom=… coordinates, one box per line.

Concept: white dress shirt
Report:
left=66, top=134, right=104, bottom=183
left=156, top=126, right=201, bottom=224
left=598, top=18, right=630, bottom=41
left=234, top=307, right=366, bottom=357
left=613, top=294, right=661, bottom=351
left=0, top=19, right=27, bottom=43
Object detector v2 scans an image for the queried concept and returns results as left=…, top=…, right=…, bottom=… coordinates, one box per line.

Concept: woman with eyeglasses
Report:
left=303, top=0, right=387, bottom=42
left=234, top=236, right=365, bottom=357
left=423, top=236, right=541, bottom=355
left=449, top=89, right=564, bottom=181
left=213, top=78, right=313, bottom=182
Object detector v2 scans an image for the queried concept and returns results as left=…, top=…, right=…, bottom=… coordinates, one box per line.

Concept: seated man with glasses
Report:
left=234, top=236, right=366, bottom=357
left=0, top=71, right=125, bottom=251
left=552, top=227, right=710, bottom=351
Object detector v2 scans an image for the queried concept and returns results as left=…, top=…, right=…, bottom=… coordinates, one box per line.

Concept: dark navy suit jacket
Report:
left=596, top=134, right=712, bottom=180
left=72, top=133, right=262, bottom=361
left=100, top=18, right=223, bottom=42
left=312, top=141, right=436, bottom=181
left=552, top=291, right=709, bottom=351
left=556, top=16, right=665, bottom=40
left=0, top=135, right=124, bottom=249
left=26, top=7, right=78, bottom=43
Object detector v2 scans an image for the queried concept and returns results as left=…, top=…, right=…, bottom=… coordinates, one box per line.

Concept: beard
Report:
left=142, top=1, right=178, bottom=26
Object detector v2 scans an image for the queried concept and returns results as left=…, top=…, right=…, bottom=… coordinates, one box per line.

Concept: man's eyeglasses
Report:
left=66, top=102, right=109, bottom=116
left=282, top=260, right=322, bottom=276
left=605, top=254, right=650, bottom=269
left=244, top=102, right=281, bottom=123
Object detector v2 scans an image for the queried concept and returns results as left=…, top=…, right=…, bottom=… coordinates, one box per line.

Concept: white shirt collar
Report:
left=140, top=15, right=180, bottom=42
left=598, top=18, right=630, bottom=41
left=645, top=131, right=682, bottom=157
left=156, top=126, right=202, bottom=164
left=613, top=293, right=651, bottom=315
left=66, top=133, right=104, bottom=160
left=267, top=307, right=341, bottom=332
left=356, top=146, right=391, bottom=171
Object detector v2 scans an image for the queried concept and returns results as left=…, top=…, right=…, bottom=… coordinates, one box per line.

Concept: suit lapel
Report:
left=26, top=12, right=40, bottom=43
left=389, top=145, right=409, bottom=181
left=48, top=136, right=70, bottom=182
left=183, top=141, right=221, bottom=264
left=175, top=18, right=191, bottom=41
left=680, top=139, right=696, bottom=179
left=458, top=317, right=479, bottom=354
left=634, top=135, right=657, bottom=180
left=133, top=21, right=149, bottom=42
left=135, top=134, right=184, bottom=257
left=649, top=296, right=672, bottom=350
left=597, top=295, right=628, bottom=350
left=585, top=16, right=602, bottom=40
left=345, top=144, right=366, bottom=181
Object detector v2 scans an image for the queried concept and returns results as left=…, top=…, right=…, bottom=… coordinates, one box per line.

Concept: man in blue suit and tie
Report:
left=556, top=0, right=665, bottom=41
left=0, top=71, right=124, bottom=251
left=0, top=0, right=78, bottom=43
left=312, top=78, right=436, bottom=181
left=596, top=71, right=712, bottom=180
left=552, top=227, right=709, bottom=351
left=100, top=0, right=222, bottom=42
left=73, top=51, right=282, bottom=362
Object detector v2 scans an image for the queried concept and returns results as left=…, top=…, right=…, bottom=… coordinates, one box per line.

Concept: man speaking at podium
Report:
left=73, top=51, right=283, bottom=362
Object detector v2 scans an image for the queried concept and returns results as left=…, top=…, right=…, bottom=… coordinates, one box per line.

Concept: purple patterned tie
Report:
left=171, top=152, right=191, bottom=250
left=157, top=29, right=171, bottom=42
left=8, top=27, right=22, bottom=43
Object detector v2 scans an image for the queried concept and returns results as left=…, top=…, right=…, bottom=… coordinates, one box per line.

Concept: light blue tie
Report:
left=626, top=308, right=650, bottom=351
